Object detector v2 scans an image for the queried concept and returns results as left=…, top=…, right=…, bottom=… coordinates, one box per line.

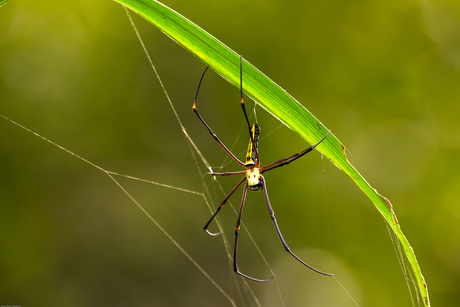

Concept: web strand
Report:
left=0, top=112, right=237, bottom=307
left=125, top=9, right=360, bottom=304
left=124, top=6, right=265, bottom=306
left=386, top=223, right=420, bottom=307
left=123, top=6, right=212, bottom=173
left=1, top=5, right=367, bottom=306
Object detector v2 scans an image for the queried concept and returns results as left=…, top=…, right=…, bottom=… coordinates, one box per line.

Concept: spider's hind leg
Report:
left=233, top=182, right=274, bottom=282
left=260, top=176, right=333, bottom=277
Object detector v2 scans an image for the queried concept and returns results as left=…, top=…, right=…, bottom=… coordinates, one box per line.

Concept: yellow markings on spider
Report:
left=245, top=123, right=259, bottom=167
left=245, top=167, right=260, bottom=188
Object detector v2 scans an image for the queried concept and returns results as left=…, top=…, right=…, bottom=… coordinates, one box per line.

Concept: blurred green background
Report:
left=1, top=0, right=459, bottom=306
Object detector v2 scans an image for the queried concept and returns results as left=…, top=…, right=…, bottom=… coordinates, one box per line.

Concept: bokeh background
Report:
left=1, top=0, right=459, bottom=306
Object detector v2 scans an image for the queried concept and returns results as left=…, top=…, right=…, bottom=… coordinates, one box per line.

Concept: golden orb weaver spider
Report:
left=192, top=56, right=332, bottom=282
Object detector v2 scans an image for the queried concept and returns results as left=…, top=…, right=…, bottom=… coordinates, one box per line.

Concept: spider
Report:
left=192, top=56, right=332, bottom=282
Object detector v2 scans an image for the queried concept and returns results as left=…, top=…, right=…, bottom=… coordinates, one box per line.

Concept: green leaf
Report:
left=0, top=0, right=10, bottom=8
left=114, top=0, right=430, bottom=305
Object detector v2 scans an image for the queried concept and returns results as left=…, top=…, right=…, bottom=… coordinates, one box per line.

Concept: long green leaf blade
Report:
left=114, top=0, right=430, bottom=305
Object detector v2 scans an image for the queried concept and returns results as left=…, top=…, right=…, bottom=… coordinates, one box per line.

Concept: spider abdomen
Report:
left=246, top=167, right=262, bottom=191
left=244, top=123, right=260, bottom=167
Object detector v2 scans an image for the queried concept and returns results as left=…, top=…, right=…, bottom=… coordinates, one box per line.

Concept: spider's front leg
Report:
left=260, top=130, right=330, bottom=173
left=193, top=66, right=246, bottom=167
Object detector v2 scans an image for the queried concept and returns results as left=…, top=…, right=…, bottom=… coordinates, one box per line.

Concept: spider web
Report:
left=0, top=4, right=368, bottom=307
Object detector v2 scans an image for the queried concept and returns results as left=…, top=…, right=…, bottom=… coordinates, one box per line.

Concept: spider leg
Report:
left=234, top=182, right=275, bottom=282
left=238, top=56, right=260, bottom=165
left=193, top=66, right=246, bottom=167
left=239, top=57, right=251, bottom=129
left=261, top=130, right=330, bottom=173
left=212, top=171, right=247, bottom=177
left=260, top=176, right=333, bottom=277
left=204, top=176, right=247, bottom=236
